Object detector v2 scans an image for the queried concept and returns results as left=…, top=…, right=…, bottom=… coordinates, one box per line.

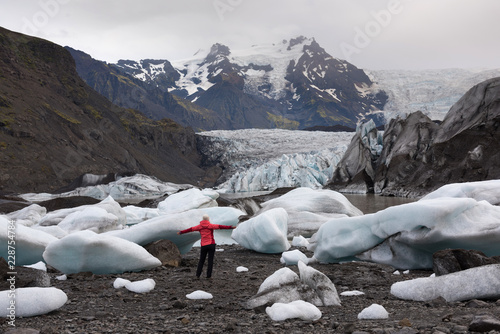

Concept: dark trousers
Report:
left=196, top=244, right=216, bottom=278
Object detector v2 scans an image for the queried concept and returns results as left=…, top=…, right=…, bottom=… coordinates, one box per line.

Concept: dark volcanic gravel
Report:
left=4, top=244, right=500, bottom=334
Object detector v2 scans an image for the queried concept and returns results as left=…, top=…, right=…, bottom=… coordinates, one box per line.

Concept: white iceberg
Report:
left=158, top=188, right=218, bottom=214
left=0, top=287, right=67, bottom=317
left=421, top=179, right=500, bottom=205
left=6, top=204, right=46, bottom=227
left=122, top=205, right=160, bottom=225
left=0, top=216, right=58, bottom=265
left=43, top=230, right=161, bottom=274
left=266, top=300, right=322, bottom=321
left=309, top=197, right=500, bottom=269
left=38, top=196, right=126, bottom=228
left=232, top=208, right=290, bottom=254
left=280, top=249, right=310, bottom=266
left=57, top=206, right=121, bottom=233
left=106, top=207, right=242, bottom=254
left=260, top=187, right=363, bottom=237
left=390, top=264, right=500, bottom=302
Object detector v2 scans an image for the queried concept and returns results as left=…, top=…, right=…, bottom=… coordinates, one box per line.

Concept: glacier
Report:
left=198, top=128, right=354, bottom=193
left=368, top=68, right=500, bottom=122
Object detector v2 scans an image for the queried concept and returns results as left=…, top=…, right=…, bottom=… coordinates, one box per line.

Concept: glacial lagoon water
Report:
left=343, top=193, right=417, bottom=214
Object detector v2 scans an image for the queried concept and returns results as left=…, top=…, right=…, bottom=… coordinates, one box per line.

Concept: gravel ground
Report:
left=3, top=244, right=500, bottom=334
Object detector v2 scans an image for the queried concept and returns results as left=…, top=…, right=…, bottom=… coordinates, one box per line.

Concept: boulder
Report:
left=144, top=239, right=182, bottom=267
left=433, top=249, right=500, bottom=276
left=469, top=314, right=500, bottom=332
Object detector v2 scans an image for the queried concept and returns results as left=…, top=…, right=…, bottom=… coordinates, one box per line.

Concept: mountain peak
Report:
left=287, top=36, right=314, bottom=50
left=205, top=43, right=231, bottom=63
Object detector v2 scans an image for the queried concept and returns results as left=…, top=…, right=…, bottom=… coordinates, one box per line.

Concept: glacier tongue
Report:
left=197, top=129, right=354, bottom=193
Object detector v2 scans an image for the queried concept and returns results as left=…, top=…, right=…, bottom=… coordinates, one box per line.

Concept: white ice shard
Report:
left=43, top=230, right=161, bottom=274
left=106, top=207, right=243, bottom=254
left=0, top=216, right=58, bottom=265
left=0, top=287, right=67, bottom=318
left=232, top=208, right=290, bottom=254
left=391, top=264, right=500, bottom=302
left=260, top=187, right=363, bottom=237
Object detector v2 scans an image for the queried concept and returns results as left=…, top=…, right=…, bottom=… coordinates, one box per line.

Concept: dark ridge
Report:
left=303, top=125, right=356, bottom=132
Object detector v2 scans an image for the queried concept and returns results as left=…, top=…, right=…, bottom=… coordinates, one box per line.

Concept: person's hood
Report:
left=200, top=220, right=211, bottom=227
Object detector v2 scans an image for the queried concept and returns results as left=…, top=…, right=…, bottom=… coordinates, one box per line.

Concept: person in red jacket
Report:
left=178, top=214, right=236, bottom=278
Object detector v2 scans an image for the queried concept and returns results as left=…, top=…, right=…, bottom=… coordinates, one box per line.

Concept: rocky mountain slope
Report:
left=329, top=76, right=500, bottom=197
left=112, top=36, right=388, bottom=130
left=0, top=27, right=214, bottom=194
left=65, top=47, right=227, bottom=131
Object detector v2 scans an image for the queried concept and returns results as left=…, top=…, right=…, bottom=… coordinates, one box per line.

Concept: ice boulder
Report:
left=186, top=290, right=213, bottom=300
left=291, top=235, right=310, bottom=247
left=57, top=206, right=121, bottom=233
left=391, top=264, right=500, bottom=302
left=310, top=197, right=500, bottom=269
left=232, top=208, right=290, bottom=254
left=246, top=263, right=340, bottom=309
left=38, top=196, right=126, bottom=227
left=357, top=304, right=389, bottom=320
left=266, top=300, right=322, bottom=321
left=0, top=287, right=67, bottom=317
left=6, top=204, right=46, bottom=227
left=122, top=205, right=160, bottom=225
left=280, top=249, right=310, bottom=266
left=0, top=216, right=58, bottom=265
left=106, top=207, right=243, bottom=254
left=260, top=188, right=363, bottom=237
left=421, top=180, right=500, bottom=205
left=124, top=278, right=156, bottom=293
left=43, top=230, right=161, bottom=274
left=298, top=261, right=340, bottom=306
left=158, top=188, right=218, bottom=214
left=113, top=278, right=131, bottom=289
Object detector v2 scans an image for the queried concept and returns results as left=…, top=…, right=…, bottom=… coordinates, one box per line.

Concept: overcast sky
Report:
left=1, top=0, right=499, bottom=70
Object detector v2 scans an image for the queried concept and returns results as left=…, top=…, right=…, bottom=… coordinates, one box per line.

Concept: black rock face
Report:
left=328, top=77, right=500, bottom=197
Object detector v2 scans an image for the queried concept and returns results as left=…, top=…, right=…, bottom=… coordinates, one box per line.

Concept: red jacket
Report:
left=179, top=220, right=234, bottom=246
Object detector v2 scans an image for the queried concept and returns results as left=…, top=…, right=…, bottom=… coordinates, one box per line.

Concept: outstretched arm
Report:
left=178, top=227, right=194, bottom=235
left=216, top=224, right=237, bottom=230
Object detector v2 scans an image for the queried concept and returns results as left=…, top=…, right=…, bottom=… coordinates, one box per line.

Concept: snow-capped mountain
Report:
left=113, top=36, right=388, bottom=130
